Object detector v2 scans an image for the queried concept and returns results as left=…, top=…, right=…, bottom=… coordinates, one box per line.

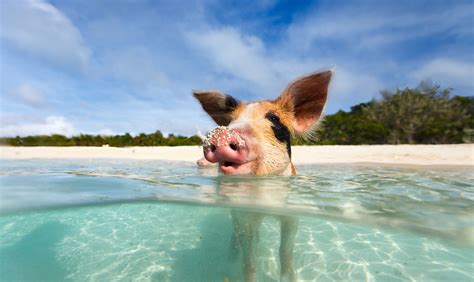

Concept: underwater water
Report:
left=0, top=160, right=472, bottom=281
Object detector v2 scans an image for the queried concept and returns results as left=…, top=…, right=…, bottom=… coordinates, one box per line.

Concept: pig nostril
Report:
left=229, top=143, right=238, bottom=151
left=210, top=144, right=216, bottom=152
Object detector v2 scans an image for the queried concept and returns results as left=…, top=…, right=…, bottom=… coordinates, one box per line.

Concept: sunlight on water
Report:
left=0, top=160, right=473, bottom=281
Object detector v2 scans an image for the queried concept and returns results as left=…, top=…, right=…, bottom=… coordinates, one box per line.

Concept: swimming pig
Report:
left=194, top=70, right=331, bottom=281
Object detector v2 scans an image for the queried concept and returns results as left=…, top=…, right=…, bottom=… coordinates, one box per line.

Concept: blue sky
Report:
left=1, top=0, right=473, bottom=137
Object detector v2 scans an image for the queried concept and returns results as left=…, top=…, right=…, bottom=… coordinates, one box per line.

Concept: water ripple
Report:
left=0, top=160, right=472, bottom=246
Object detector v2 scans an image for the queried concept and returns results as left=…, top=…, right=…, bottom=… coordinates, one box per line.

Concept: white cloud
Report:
left=287, top=2, right=474, bottom=50
left=0, top=116, right=76, bottom=137
left=413, top=58, right=474, bottom=90
left=0, top=0, right=90, bottom=70
left=185, top=24, right=384, bottom=113
left=186, top=25, right=383, bottom=106
left=9, top=83, right=47, bottom=107
left=185, top=27, right=279, bottom=92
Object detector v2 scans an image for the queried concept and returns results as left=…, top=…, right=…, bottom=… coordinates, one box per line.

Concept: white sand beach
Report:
left=1, top=144, right=472, bottom=166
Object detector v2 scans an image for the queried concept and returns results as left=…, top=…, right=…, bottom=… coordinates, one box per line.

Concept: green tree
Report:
left=313, top=103, right=388, bottom=145
left=363, top=84, right=470, bottom=144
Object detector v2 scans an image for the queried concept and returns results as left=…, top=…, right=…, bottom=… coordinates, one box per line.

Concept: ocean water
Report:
left=0, top=160, right=472, bottom=281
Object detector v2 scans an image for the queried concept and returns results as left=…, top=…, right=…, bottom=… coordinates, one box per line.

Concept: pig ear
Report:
left=193, top=90, right=240, bottom=126
left=277, top=70, right=331, bottom=134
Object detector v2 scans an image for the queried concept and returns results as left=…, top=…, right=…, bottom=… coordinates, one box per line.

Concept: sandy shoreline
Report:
left=1, top=144, right=472, bottom=166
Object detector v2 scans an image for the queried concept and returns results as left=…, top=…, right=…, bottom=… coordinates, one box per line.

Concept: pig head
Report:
left=194, top=70, right=331, bottom=176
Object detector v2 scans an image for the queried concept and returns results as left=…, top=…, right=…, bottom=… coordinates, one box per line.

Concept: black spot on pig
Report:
left=265, top=112, right=291, bottom=158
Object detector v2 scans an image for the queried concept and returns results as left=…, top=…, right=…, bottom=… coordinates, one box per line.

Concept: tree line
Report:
left=0, top=132, right=202, bottom=147
left=302, top=83, right=473, bottom=145
left=1, top=83, right=472, bottom=146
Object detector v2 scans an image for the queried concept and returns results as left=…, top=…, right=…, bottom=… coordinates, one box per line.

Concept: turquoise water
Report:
left=0, top=160, right=473, bottom=281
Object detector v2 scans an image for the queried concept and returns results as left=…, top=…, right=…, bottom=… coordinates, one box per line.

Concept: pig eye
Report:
left=265, top=112, right=280, bottom=123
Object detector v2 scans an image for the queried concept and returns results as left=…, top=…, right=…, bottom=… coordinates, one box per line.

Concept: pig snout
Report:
left=202, top=126, right=248, bottom=164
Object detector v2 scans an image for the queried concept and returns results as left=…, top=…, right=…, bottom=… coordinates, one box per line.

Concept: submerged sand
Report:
left=1, top=144, right=472, bottom=166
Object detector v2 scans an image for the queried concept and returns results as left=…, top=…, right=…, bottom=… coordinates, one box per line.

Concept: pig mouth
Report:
left=219, top=159, right=255, bottom=175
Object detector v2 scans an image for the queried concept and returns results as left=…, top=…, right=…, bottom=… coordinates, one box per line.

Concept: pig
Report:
left=193, top=70, right=331, bottom=281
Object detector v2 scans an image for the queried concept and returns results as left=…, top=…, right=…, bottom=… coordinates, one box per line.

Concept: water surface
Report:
left=0, top=160, right=472, bottom=281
